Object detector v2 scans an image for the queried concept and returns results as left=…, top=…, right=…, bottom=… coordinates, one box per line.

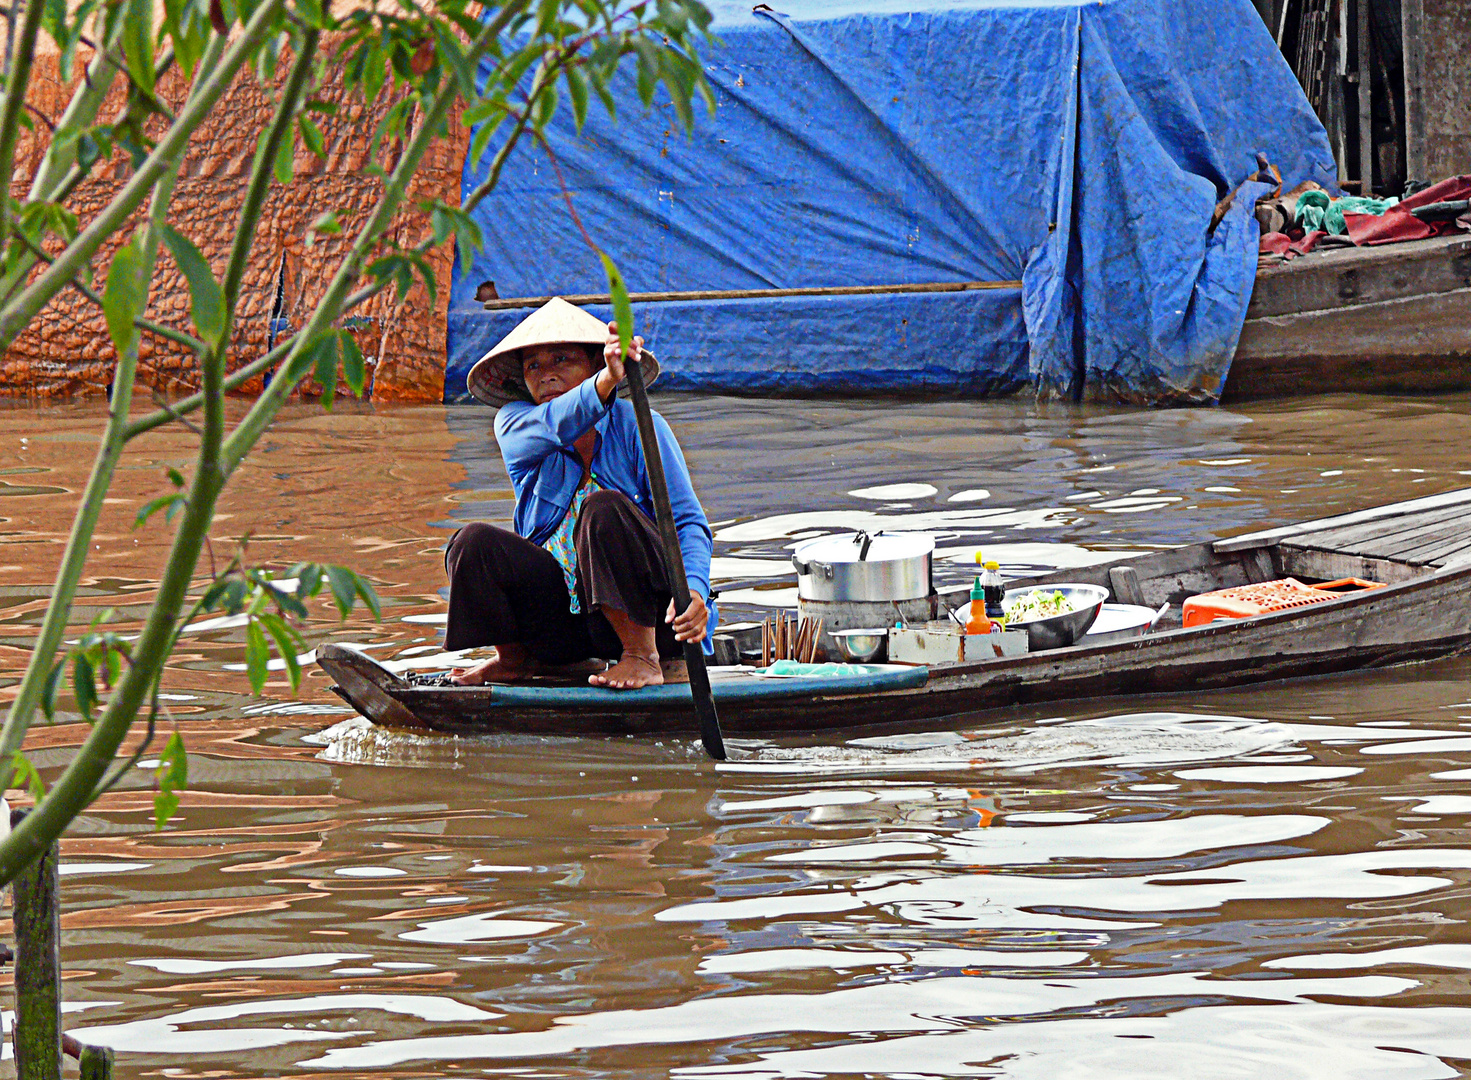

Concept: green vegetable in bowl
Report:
left=1004, top=590, right=1076, bottom=623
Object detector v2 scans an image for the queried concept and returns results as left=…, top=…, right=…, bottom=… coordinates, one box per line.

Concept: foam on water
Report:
left=720, top=713, right=1298, bottom=775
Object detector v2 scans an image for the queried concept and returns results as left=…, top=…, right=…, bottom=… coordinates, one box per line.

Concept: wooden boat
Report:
left=1228, top=234, right=1471, bottom=401
left=317, top=490, right=1471, bottom=736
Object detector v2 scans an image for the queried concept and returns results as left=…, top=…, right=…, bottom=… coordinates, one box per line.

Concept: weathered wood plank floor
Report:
left=1216, top=488, right=1471, bottom=568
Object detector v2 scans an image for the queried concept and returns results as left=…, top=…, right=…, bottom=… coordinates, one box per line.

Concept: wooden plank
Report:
left=1246, top=234, right=1471, bottom=320
left=1239, top=547, right=1277, bottom=583
left=1373, top=519, right=1471, bottom=561
left=1277, top=545, right=1427, bottom=584
left=1416, top=538, right=1471, bottom=566
left=482, top=279, right=1023, bottom=311
left=1403, top=0, right=1428, bottom=183
left=1398, top=531, right=1471, bottom=566
left=1108, top=566, right=1146, bottom=605
left=1214, top=488, right=1471, bottom=553
left=1289, top=502, right=1471, bottom=553
left=1228, top=286, right=1471, bottom=401
left=1357, top=0, right=1372, bottom=190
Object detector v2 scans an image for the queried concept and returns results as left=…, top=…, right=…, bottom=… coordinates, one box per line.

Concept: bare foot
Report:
left=588, top=652, right=663, bottom=690
left=451, top=649, right=536, bottom=686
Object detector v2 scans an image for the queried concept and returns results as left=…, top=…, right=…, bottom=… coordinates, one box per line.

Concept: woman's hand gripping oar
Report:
left=619, top=347, right=727, bottom=762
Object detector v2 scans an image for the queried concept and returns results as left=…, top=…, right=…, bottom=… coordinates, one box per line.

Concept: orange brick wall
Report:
left=1, top=45, right=465, bottom=402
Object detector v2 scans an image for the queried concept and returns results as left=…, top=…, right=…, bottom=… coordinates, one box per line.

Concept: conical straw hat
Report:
left=466, top=296, right=661, bottom=408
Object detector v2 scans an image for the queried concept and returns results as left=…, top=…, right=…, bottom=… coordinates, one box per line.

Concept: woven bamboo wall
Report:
left=1, top=44, right=465, bottom=402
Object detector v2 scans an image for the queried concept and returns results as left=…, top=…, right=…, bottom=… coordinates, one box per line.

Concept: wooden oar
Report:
left=623, top=356, right=727, bottom=761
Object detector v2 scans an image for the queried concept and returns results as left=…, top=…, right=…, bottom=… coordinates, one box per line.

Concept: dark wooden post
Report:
left=11, top=806, right=61, bottom=1080
left=78, top=1044, right=114, bottom=1080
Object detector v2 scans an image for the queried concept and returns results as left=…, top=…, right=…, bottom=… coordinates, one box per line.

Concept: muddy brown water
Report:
left=3, top=392, right=1471, bottom=1078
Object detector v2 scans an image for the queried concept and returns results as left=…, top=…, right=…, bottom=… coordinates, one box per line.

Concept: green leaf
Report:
left=296, top=563, right=323, bottom=598
left=121, top=0, right=156, bottom=94
left=245, top=618, right=268, bottom=694
left=600, top=252, right=633, bottom=363
left=434, top=23, right=477, bottom=97
left=134, top=492, right=188, bottom=529
left=430, top=204, right=453, bottom=246
left=339, top=330, right=366, bottom=397
left=223, top=578, right=248, bottom=613
left=160, top=224, right=225, bottom=342
left=462, top=98, right=504, bottom=127
left=308, top=332, right=338, bottom=405
left=73, top=652, right=97, bottom=720
left=565, top=64, right=589, bottom=129
left=102, top=234, right=149, bottom=359
left=153, top=790, right=179, bottom=828
left=468, top=116, right=497, bottom=168
left=153, top=730, right=188, bottom=828
left=530, top=81, right=559, bottom=129
left=11, top=752, right=46, bottom=801
left=298, top=114, right=326, bottom=158
left=258, top=613, right=303, bottom=690
left=355, top=575, right=382, bottom=619
left=101, top=642, right=123, bottom=688
left=274, top=123, right=295, bottom=184
left=363, top=40, right=386, bottom=104
left=325, top=565, right=357, bottom=617
left=40, top=660, right=64, bottom=722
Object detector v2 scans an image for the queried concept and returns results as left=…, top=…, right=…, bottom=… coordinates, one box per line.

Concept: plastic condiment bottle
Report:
left=981, top=560, right=1006, bottom=621
left=965, top=576, right=991, bottom=636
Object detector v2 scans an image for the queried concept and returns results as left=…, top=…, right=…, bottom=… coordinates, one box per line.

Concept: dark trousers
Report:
left=444, top=489, right=680, bottom=663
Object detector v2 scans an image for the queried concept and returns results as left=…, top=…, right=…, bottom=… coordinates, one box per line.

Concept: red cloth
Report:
left=1290, top=230, right=1325, bottom=255
left=1259, top=231, right=1292, bottom=255
left=1258, top=229, right=1325, bottom=260
left=1346, top=174, right=1471, bottom=246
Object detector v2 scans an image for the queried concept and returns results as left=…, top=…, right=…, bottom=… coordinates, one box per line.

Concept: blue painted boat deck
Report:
left=479, top=665, right=929, bottom=709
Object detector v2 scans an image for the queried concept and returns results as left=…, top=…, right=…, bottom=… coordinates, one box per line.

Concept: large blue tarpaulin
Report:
left=448, top=0, right=1334, bottom=405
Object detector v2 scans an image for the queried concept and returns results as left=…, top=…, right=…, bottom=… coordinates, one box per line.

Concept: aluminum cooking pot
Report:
left=791, top=531, right=934, bottom=602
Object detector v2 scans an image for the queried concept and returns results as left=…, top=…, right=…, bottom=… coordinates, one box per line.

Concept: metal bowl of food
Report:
left=831, top=627, right=889, bottom=662
left=1003, top=584, right=1109, bottom=651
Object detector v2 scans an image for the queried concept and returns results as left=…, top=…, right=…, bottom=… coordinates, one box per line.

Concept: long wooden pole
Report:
left=623, top=358, right=726, bottom=761
left=12, top=807, right=61, bottom=1080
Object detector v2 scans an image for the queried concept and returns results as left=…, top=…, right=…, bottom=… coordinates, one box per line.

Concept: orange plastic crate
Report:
left=1182, top=577, right=1384, bottom=628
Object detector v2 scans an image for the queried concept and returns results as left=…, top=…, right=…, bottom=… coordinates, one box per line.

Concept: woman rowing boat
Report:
left=446, top=297, right=716, bottom=690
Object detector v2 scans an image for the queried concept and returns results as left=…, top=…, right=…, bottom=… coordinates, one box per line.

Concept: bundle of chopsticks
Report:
left=761, top=613, right=823, bottom=666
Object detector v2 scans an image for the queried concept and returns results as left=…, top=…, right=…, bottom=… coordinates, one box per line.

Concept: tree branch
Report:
left=0, top=139, right=189, bottom=767
left=219, top=0, right=531, bottom=470
left=8, top=225, right=209, bottom=354
left=0, top=4, right=283, bottom=355
left=0, top=0, right=48, bottom=260
left=219, top=30, right=319, bottom=335
left=0, top=149, right=191, bottom=875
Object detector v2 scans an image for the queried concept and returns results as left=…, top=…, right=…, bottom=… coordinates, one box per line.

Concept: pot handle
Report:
left=791, top=555, right=834, bottom=580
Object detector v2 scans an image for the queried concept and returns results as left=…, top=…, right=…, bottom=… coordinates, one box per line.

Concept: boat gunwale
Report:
left=376, top=547, right=1471, bottom=716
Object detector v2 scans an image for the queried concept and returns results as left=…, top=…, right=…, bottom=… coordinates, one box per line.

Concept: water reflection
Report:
left=0, top=392, right=1469, bottom=1077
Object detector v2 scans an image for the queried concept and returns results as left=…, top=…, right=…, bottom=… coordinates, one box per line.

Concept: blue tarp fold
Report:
left=449, top=0, right=1334, bottom=404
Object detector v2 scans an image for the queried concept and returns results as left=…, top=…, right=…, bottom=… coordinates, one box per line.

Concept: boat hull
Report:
left=318, top=492, right=1471, bottom=737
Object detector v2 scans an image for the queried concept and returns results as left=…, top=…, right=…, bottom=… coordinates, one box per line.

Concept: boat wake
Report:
left=304, top=715, right=464, bottom=769
left=721, top=712, right=1298, bottom=775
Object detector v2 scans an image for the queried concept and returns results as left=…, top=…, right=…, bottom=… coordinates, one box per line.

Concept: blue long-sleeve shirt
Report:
left=494, top=376, right=717, bottom=648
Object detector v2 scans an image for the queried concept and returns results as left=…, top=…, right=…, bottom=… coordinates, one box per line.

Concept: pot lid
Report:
left=792, top=531, right=934, bottom=565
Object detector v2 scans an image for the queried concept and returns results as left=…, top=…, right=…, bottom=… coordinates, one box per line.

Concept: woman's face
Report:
left=522, top=344, right=596, bottom=405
